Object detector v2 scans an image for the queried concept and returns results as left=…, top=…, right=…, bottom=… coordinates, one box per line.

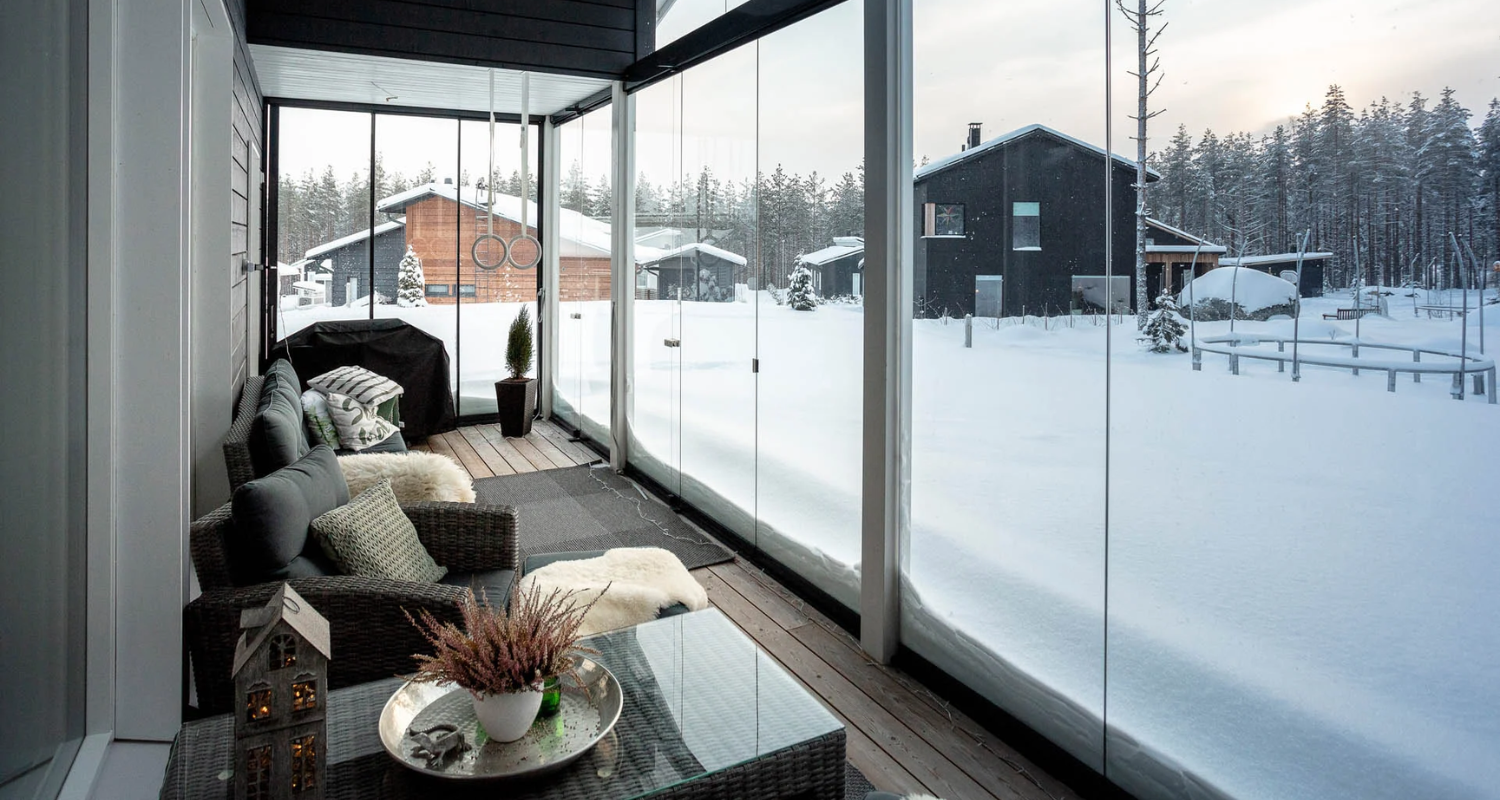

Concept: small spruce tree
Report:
left=396, top=246, right=427, bottom=308
left=786, top=264, right=817, bottom=311
left=1139, top=291, right=1188, bottom=353
left=505, top=304, right=534, bottom=380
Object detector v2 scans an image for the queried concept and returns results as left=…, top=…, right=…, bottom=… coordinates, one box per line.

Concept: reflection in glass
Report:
left=554, top=108, right=615, bottom=442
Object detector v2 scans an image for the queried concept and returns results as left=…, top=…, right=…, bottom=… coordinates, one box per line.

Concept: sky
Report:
left=279, top=0, right=1499, bottom=191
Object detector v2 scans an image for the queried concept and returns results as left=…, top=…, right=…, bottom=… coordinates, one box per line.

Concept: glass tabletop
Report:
left=167, top=608, right=843, bottom=799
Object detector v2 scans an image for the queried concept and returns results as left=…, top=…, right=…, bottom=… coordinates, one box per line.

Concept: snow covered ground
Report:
left=626, top=290, right=1499, bottom=800
left=283, top=288, right=1499, bottom=798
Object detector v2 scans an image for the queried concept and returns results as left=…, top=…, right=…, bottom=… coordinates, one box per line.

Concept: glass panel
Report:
left=753, top=1, right=864, bottom=608
left=275, top=108, right=373, bottom=339
left=555, top=107, right=616, bottom=442
left=677, top=44, right=758, bottom=541
left=907, top=0, right=1110, bottom=770
left=656, top=0, right=753, bottom=49
left=371, top=113, right=458, bottom=400
left=632, top=76, right=686, bottom=494
left=1104, top=0, right=1500, bottom=796
left=457, top=117, right=539, bottom=416
left=1, top=8, right=87, bottom=792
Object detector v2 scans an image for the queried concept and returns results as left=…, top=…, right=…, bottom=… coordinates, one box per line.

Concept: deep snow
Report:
left=282, top=287, right=1500, bottom=799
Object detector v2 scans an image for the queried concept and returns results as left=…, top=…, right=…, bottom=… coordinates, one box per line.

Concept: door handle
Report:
left=663, top=338, right=681, bottom=348
left=570, top=312, right=582, bottom=319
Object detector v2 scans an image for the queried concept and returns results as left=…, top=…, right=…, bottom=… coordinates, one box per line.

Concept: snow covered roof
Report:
left=915, top=124, right=1161, bottom=183
left=638, top=241, right=747, bottom=267
left=291, top=280, right=325, bottom=292
left=1145, top=218, right=1225, bottom=252
left=304, top=219, right=406, bottom=259
left=1222, top=252, right=1335, bottom=267
left=376, top=182, right=668, bottom=262
left=798, top=241, right=865, bottom=267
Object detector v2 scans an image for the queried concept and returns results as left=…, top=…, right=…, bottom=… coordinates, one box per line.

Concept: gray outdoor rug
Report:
left=472, top=465, right=733, bottom=570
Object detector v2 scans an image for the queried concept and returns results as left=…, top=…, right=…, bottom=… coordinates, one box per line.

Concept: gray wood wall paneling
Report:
left=230, top=12, right=264, bottom=403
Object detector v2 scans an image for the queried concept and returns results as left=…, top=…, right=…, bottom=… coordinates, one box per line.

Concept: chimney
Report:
left=968, top=123, right=983, bottom=151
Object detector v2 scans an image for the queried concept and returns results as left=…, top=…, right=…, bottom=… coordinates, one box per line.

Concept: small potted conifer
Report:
left=495, top=305, right=536, bottom=437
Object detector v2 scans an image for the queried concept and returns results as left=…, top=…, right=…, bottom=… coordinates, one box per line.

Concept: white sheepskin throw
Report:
left=338, top=451, right=476, bottom=504
left=520, top=547, right=708, bottom=637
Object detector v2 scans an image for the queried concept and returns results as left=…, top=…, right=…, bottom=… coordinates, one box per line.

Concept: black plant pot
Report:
left=495, top=378, right=537, bottom=437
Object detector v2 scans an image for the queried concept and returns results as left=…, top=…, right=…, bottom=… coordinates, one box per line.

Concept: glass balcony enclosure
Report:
left=259, top=2, right=1500, bottom=796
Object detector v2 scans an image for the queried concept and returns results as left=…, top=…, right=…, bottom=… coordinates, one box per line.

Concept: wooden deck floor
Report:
left=425, top=420, right=1078, bottom=800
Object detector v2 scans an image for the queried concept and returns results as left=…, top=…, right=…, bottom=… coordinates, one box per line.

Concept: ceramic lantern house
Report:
left=232, top=584, right=330, bottom=800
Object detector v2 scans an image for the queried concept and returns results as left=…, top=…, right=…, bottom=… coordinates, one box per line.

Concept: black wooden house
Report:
left=914, top=124, right=1159, bottom=318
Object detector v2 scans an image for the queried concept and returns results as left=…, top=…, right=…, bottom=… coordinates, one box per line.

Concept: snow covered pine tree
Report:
left=786, top=265, right=817, bottom=311
left=397, top=246, right=427, bottom=308
left=1140, top=291, right=1188, bottom=352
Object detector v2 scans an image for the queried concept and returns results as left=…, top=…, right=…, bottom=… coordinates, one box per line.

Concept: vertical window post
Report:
left=862, top=0, right=914, bottom=663
left=610, top=82, right=636, bottom=470
left=540, top=119, right=562, bottom=419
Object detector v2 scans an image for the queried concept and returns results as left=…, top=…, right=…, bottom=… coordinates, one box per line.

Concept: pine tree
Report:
left=396, top=246, right=427, bottom=308
left=1158, top=125, right=1195, bottom=230
left=1479, top=99, right=1500, bottom=264
left=1138, top=291, right=1188, bottom=353
left=1418, top=88, right=1479, bottom=287
left=786, top=264, right=817, bottom=311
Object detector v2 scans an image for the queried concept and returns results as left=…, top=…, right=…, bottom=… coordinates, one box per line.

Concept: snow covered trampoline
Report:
left=1193, top=333, right=1496, bottom=403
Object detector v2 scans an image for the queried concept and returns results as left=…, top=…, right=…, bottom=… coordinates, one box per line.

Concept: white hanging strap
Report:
left=519, top=72, right=530, bottom=232
left=487, top=69, right=495, bottom=238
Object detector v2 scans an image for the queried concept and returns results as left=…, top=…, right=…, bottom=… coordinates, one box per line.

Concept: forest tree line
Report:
left=276, top=84, right=1499, bottom=295
left=1149, top=85, right=1500, bottom=290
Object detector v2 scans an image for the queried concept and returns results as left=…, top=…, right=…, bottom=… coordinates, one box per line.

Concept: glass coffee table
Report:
left=161, top=609, right=847, bottom=799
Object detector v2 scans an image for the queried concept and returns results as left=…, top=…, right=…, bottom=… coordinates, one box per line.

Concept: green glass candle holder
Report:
left=538, top=676, right=562, bottom=718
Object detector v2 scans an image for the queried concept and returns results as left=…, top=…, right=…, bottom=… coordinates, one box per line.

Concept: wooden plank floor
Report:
left=411, top=419, right=602, bottom=475
left=431, top=420, right=1078, bottom=800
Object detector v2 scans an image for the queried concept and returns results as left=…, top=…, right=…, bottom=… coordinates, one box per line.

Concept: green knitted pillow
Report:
left=310, top=478, right=446, bottom=583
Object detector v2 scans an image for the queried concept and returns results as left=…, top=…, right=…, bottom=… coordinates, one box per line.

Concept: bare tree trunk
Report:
left=1119, top=0, right=1165, bottom=328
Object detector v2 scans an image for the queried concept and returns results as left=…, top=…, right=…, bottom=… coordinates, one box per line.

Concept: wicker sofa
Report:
left=185, top=500, right=519, bottom=716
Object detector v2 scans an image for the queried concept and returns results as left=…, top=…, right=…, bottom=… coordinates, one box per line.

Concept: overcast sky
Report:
left=280, top=0, right=1499, bottom=191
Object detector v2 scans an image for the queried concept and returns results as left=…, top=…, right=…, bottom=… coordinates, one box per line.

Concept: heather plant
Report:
left=405, top=582, right=604, bottom=696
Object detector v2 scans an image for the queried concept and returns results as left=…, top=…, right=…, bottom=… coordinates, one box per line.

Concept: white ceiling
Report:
left=249, top=46, right=613, bottom=117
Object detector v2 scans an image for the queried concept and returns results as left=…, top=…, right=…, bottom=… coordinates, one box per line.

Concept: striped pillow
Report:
left=323, top=391, right=398, bottom=452
left=308, top=366, right=403, bottom=407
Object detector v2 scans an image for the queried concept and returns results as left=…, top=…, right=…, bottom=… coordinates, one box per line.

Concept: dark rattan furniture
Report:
left=163, top=609, right=845, bottom=800
left=185, top=500, right=519, bottom=717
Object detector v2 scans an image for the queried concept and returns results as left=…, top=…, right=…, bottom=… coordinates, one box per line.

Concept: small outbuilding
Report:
left=1220, top=252, right=1331, bottom=297
left=797, top=237, right=865, bottom=297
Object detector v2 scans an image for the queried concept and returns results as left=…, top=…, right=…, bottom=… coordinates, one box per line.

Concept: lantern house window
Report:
left=269, top=633, right=297, bottom=670
left=245, top=745, right=272, bottom=800
left=1012, top=202, right=1041, bottom=251
left=246, top=684, right=273, bottom=723
left=292, top=678, right=318, bottom=712
left=291, top=734, right=318, bottom=793
left=922, top=202, right=965, bottom=237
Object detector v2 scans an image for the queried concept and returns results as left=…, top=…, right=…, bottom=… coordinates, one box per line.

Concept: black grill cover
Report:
left=271, top=319, right=456, bottom=440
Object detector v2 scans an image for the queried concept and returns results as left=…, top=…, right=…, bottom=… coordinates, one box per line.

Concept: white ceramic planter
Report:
left=471, top=687, right=544, bottom=743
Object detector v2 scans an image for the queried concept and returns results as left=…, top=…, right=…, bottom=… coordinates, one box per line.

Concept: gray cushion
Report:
left=229, top=445, right=348, bottom=586
left=439, top=569, right=517, bottom=604
left=250, top=360, right=310, bottom=475
left=310, top=478, right=446, bottom=583
left=334, top=429, right=407, bottom=457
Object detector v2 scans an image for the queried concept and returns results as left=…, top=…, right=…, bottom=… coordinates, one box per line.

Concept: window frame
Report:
left=922, top=201, right=966, bottom=239
left=1011, top=201, right=1041, bottom=251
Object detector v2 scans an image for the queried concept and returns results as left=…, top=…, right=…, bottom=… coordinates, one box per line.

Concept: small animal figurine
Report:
left=407, top=723, right=470, bottom=767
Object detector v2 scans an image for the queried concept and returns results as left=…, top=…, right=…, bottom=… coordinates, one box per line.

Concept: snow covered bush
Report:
left=786, top=265, right=817, bottom=311
left=397, top=246, right=428, bottom=308
left=1139, top=292, right=1188, bottom=353
left=1178, top=267, right=1295, bottom=321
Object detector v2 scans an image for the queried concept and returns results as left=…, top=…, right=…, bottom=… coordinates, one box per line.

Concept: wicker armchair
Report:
left=185, top=500, right=519, bottom=716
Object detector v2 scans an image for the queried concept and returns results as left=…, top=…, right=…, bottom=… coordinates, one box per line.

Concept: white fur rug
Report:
left=519, top=547, right=709, bottom=637
left=338, top=451, right=476, bottom=504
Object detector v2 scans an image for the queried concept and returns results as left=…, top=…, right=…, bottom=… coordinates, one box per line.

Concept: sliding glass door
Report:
left=271, top=103, right=540, bottom=421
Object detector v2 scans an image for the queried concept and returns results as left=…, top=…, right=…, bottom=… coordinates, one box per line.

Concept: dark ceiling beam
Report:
left=624, top=0, right=847, bottom=91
